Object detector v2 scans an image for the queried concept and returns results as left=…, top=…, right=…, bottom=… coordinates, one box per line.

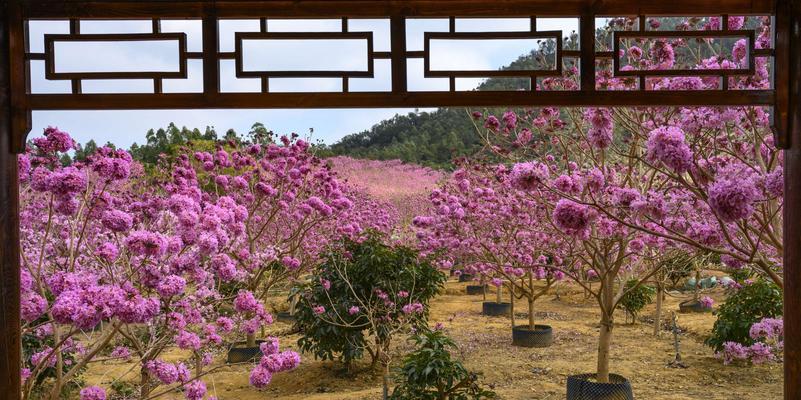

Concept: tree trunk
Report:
left=528, top=297, right=535, bottom=330
left=653, top=282, right=663, bottom=337
left=246, top=332, right=256, bottom=348
left=528, top=270, right=535, bottom=330
left=382, top=362, right=390, bottom=400
left=596, top=313, right=613, bottom=383
left=139, top=368, right=152, bottom=400
left=289, top=294, right=298, bottom=315
left=510, top=284, right=516, bottom=328
left=496, top=284, right=502, bottom=303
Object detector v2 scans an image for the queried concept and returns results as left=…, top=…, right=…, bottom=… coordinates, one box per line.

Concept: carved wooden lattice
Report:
left=11, top=1, right=779, bottom=128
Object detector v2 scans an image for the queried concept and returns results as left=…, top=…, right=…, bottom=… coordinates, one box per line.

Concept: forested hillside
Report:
left=326, top=37, right=570, bottom=169
left=326, top=108, right=481, bottom=168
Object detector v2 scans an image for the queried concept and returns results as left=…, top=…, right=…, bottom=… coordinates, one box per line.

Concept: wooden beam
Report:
left=390, top=15, right=407, bottom=94
left=784, top=1, right=801, bottom=399
left=20, top=0, right=775, bottom=19
left=0, top=2, right=22, bottom=400
left=25, top=90, right=775, bottom=110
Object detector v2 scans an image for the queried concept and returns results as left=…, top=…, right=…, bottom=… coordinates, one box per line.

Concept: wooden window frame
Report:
left=1, top=1, right=799, bottom=399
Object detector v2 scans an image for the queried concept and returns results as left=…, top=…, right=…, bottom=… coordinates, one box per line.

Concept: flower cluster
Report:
left=646, top=126, right=694, bottom=173
left=719, top=318, right=783, bottom=365
left=249, top=337, right=301, bottom=389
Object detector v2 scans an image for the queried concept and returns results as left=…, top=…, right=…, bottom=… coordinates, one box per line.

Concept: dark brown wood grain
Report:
left=20, top=0, right=775, bottom=19
left=25, top=90, right=775, bottom=109
left=389, top=15, right=406, bottom=94
left=783, top=3, right=801, bottom=400
left=775, top=1, right=791, bottom=149
left=0, top=3, right=22, bottom=400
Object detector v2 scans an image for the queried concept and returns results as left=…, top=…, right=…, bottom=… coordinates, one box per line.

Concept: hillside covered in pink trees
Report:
left=328, top=156, right=444, bottom=225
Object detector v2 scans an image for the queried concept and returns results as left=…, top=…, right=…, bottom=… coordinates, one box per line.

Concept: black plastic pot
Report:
left=226, top=340, right=266, bottom=363
left=465, top=284, right=487, bottom=295
left=566, top=373, right=633, bottom=400
left=678, top=299, right=712, bottom=313
left=512, top=324, right=553, bottom=348
left=458, top=273, right=474, bottom=282
left=482, top=301, right=511, bottom=316
left=276, top=311, right=296, bottom=323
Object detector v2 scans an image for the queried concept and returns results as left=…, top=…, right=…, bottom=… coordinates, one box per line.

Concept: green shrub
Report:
left=295, top=233, right=446, bottom=368
left=728, top=267, right=756, bottom=284
left=390, top=330, right=495, bottom=400
left=705, top=278, right=782, bottom=351
left=618, top=279, right=655, bottom=323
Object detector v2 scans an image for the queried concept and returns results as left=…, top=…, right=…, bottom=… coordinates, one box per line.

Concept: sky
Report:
left=28, top=18, right=578, bottom=148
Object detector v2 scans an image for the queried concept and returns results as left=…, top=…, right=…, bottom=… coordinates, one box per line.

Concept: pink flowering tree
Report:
left=328, top=156, right=443, bottom=241
left=508, top=159, right=670, bottom=382
left=474, top=16, right=782, bottom=289
left=414, top=162, right=567, bottom=334
left=19, top=128, right=285, bottom=400
left=177, top=135, right=395, bottom=347
left=463, top=17, right=781, bottom=381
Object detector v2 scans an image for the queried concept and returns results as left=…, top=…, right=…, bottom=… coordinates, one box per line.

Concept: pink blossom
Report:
left=720, top=342, right=749, bottom=365
left=146, top=360, right=179, bottom=384
left=175, top=330, right=202, bottom=350
left=509, top=162, right=549, bottom=190
left=249, top=366, right=272, bottom=388
left=33, top=126, right=76, bottom=153
left=234, top=290, right=261, bottom=314
left=125, top=230, right=168, bottom=257
left=79, top=386, right=106, bottom=400
left=646, top=126, right=693, bottom=173
left=401, top=302, right=424, bottom=315
left=584, top=108, right=614, bottom=149
left=96, top=242, right=119, bottom=263
left=765, top=168, right=783, bottom=198
left=184, top=380, right=206, bottom=400
left=708, top=178, right=759, bottom=222
left=260, top=337, right=280, bottom=356
left=553, top=199, right=594, bottom=236
left=157, top=275, right=186, bottom=298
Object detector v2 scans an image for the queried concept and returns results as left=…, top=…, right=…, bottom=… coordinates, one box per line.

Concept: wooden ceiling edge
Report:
left=20, top=0, right=775, bottom=19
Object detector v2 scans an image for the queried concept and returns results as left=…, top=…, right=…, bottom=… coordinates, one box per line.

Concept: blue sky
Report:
left=28, top=18, right=577, bottom=148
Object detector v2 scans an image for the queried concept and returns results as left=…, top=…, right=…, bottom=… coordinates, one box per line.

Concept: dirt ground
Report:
left=84, top=281, right=783, bottom=400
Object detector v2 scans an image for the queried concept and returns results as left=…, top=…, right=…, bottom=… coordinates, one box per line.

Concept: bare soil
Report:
left=84, top=281, right=782, bottom=399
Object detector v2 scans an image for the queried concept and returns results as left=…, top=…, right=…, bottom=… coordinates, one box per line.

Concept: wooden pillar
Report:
left=0, top=0, right=21, bottom=398
left=785, top=1, right=801, bottom=398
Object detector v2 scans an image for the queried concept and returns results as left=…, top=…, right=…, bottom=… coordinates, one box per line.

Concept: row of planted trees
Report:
left=411, top=15, right=783, bottom=394
left=19, top=128, right=399, bottom=399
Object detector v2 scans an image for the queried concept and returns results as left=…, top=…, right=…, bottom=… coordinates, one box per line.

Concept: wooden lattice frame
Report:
left=1, top=1, right=800, bottom=399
